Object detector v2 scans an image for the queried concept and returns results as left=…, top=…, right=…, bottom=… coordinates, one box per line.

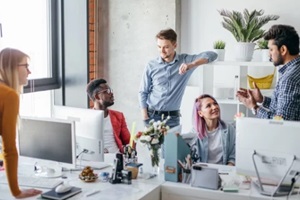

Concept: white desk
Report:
left=2, top=164, right=300, bottom=200
left=0, top=168, right=163, bottom=200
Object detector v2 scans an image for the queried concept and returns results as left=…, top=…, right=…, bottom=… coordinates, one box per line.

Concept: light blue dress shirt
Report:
left=138, top=51, right=217, bottom=111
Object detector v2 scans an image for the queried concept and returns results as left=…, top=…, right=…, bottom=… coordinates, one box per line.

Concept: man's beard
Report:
left=103, top=101, right=114, bottom=108
left=273, top=54, right=284, bottom=66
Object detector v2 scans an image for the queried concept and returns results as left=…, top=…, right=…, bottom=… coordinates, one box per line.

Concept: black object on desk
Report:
left=109, top=153, right=132, bottom=185
left=41, top=187, right=82, bottom=200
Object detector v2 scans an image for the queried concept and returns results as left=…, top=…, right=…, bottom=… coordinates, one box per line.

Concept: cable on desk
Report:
left=287, top=172, right=300, bottom=200
left=76, top=149, right=88, bottom=159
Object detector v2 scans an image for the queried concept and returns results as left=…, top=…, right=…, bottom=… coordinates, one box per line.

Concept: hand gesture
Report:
left=237, top=88, right=257, bottom=109
left=236, top=82, right=263, bottom=104
left=249, top=82, right=264, bottom=103
left=15, top=189, right=42, bottom=199
left=179, top=63, right=189, bottom=75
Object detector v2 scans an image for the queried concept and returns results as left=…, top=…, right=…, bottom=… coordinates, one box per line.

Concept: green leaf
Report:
left=218, top=9, right=279, bottom=42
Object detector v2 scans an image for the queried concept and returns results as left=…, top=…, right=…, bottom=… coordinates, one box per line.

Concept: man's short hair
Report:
left=156, top=28, right=177, bottom=43
left=86, top=78, right=107, bottom=101
left=264, top=24, right=300, bottom=55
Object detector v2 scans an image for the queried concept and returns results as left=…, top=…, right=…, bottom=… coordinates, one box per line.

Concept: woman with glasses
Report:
left=185, top=94, right=235, bottom=166
left=0, top=48, right=42, bottom=198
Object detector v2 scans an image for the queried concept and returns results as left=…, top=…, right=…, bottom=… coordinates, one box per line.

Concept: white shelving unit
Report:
left=181, top=61, right=276, bottom=133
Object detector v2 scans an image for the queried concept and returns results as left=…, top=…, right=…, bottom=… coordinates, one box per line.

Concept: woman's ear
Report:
left=198, top=110, right=203, bottom=117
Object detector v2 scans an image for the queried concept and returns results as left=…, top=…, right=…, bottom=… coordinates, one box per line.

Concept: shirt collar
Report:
left=158, top=52, right=179, bottom=64
left=279, top=56, right=300, bottom=74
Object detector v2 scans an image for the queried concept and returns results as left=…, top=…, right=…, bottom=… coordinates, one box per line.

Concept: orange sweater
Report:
left=0, top=84, right=21, bottom=196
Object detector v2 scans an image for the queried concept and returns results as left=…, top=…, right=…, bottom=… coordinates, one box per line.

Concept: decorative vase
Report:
left=151, top=165, right=160, bottom=175
left=235, top=42, right=255, bottom=61
left=150, top=147, right=161, bottom=175
left=214, top=49, right=225, bottom=61
left=261, top=49, right=270, bottom=62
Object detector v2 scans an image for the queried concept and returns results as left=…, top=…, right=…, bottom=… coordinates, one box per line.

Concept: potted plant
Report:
left=213, top=40, right=226, bottom=61
left=218, top=9, right=279, bottom=61
left=257, top=39, right=268, bottom=49
left=256, top=39, right=269, bottom=61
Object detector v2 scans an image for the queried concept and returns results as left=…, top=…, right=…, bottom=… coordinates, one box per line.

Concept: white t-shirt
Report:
left=103, top=115, right=119, bottom=153
left=207, top=127, right=223, bottom=164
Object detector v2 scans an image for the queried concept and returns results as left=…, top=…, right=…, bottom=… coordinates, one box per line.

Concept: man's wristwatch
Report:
left=251, top=105, right=259, bottom=115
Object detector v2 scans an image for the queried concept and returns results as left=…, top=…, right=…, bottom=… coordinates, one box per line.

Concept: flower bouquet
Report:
left=135, top=115, right=170, bottom=167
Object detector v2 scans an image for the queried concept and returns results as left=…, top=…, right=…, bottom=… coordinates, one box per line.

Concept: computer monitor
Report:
left=52, top=105, right=104, bottom=162
left=18, top=116, right=76, bottom=177
left=236, top=117, right=300, bottom=196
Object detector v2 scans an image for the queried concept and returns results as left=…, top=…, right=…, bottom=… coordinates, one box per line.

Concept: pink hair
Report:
left=192, top=94, right=225, bottom=139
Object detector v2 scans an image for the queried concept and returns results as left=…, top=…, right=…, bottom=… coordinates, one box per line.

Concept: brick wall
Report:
left=88, top=0, right=96, bottom=107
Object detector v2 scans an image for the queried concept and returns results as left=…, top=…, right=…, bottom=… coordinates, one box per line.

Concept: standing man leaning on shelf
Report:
left=87, top=78, right=130, bottom=153
left=237, top=24, right=300, bottom=120
left=138, top=28, right=218, bottom=128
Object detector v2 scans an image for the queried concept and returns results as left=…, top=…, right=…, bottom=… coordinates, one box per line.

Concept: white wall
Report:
left=107, top=0, right=180, bottom=132
left=181, top=0, right=299, bottom=87
left=181, top=0, right=300, bottom=58
left=180, top=0, right=300, bottom=130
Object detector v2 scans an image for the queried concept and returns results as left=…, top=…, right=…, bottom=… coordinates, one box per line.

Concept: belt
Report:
left=148, top=109, right=180, bottom=116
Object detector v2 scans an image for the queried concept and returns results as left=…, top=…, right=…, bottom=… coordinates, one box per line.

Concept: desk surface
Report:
left=0, top=168, right=163, bottom=200
left=1, top=163, right=300, bottom=200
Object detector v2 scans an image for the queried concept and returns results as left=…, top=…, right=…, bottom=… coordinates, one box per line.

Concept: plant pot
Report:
left=261, top=49, right=270, bottom=62
left=235, top=42, right=255, bottom=61
left=213, top=49, right=225, bottom=61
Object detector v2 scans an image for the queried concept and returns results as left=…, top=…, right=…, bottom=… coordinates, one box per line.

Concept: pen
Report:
left=177, top=160, right=185, bottom=169
left=85, top=189, right=101, bottom=197
left=218, top=172, right=229, bottom=175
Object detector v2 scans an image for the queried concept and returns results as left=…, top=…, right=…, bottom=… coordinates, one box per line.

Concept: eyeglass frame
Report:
left=18, top=63, right=30, bottom=70
left=98, top=88, right=113, bottom=95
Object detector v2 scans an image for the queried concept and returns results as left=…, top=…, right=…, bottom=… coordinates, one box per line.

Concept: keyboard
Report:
left=0, top=176, right=63, bottom=189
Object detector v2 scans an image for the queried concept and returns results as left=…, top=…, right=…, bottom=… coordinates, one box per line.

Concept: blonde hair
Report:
left=0, top=48, right=29, bottom=93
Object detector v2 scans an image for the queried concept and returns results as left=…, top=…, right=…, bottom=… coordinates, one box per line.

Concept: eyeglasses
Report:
left=18, top=63, right=29, bottom=69
left=98, top=88, right=113, bottom=94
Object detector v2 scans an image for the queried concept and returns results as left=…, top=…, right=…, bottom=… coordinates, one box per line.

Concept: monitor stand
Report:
left=252, top=150, right=296, bottom=197
left=34, top=166, right=62, bottom=178
left=252, top=181, right=298, bottom=197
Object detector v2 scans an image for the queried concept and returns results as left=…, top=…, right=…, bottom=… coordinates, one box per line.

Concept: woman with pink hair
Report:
left=186, top=94, right=235, bottom=166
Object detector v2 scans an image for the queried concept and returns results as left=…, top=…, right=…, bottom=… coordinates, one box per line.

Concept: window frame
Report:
left=23, top=0, right=61, bottom=93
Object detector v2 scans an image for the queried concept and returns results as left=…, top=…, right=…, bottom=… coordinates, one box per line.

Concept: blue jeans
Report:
left=143, top=110, right=180, bottom=128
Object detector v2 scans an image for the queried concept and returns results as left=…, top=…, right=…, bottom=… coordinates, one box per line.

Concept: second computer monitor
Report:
left=52, top=105, right=104, bottom=162
left=236, top=117, right=300, bottom=185
left=18, top=116, right=76, bottom=177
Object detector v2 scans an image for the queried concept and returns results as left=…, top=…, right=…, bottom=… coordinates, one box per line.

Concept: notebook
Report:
left=41, top=187, right=82, bottom=200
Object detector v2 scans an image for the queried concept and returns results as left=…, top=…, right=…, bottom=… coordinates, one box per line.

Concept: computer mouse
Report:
left=55, top=184, right=73, bottom=193
left=47, top=168, right=56, bottom=174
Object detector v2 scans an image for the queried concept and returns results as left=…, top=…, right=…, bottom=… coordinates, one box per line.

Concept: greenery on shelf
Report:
left=218, top=9, right=279, bottom=43
left=256, top=39, right=268, bottom=49
left=213, top=40, right=226, bottom=49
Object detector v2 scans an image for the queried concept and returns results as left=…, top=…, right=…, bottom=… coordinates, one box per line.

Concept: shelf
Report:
left=216, top=89, right=273, bottom=105
left=216, top=98, right=241, bottom=104
left=260, top=89, right=274, bottom=97
left=207, top=61, right=274, bottom=67
left=183, top=61, right=276, bottom=122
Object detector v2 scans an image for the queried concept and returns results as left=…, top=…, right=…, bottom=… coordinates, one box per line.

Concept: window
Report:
left=0, top=0, right=60, bottom=93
